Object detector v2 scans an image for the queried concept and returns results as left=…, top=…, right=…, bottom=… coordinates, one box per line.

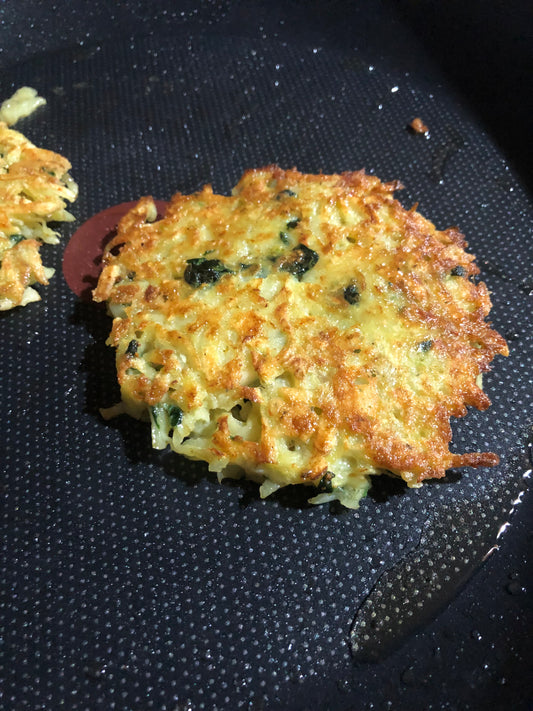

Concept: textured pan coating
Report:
left=0, top=121, right=77, bottom=310
left=94, top=166, right=508, bottom=508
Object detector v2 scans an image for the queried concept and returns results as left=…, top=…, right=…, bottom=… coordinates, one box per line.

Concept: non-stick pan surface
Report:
left=1, top=2, right=532, bottom=709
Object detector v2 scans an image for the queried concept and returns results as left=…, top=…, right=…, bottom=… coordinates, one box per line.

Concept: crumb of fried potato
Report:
left=409, top=117, right=429, bottom=134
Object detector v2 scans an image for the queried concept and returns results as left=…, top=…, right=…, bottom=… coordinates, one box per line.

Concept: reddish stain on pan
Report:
left=62, top=200, right=168, bottom=300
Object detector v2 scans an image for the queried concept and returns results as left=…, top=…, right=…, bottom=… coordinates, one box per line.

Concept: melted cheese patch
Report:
left=94, top=166, right=508, bottom=508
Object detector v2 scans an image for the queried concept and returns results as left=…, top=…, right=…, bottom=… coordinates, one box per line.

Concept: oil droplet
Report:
left=173, top=703, right=193, bottom=711
left=83, top=661, right=108, bottom=679
left=401, top=666, right=417, bottom=685
left=429, top=128, right=465, bottom=183
left=504, top=330, right=521, bottom=342
left=518, top=280, right=533, bottom=296
left=336, top=678, right=351, bottom=692
left=506, top=580, right=525, bottom=595
left=433, top=645, right=442, bottom=661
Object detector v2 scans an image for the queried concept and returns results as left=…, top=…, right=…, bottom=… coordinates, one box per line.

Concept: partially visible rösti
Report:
left=0, top=121, right=77, bottom=310
left=94, top=166, right=508, bottom=508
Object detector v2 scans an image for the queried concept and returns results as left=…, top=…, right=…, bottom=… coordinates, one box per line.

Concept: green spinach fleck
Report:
left=279, top=243, right=319, bottom=280
left=316, top=471, right=335, bottom=494
left=184, top=257, right=232, bottom=286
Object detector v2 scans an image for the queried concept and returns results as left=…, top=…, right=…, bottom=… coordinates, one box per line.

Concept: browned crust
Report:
left=0, top=122, right=77, bottom=308
left=95, top=166, right=508, bottom=487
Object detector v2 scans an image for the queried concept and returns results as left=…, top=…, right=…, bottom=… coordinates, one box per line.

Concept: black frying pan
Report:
left=1, top=2, right=531, bottom=709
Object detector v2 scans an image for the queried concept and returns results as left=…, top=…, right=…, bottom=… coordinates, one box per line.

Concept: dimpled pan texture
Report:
left=1, top=3, right=531, bottom=710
